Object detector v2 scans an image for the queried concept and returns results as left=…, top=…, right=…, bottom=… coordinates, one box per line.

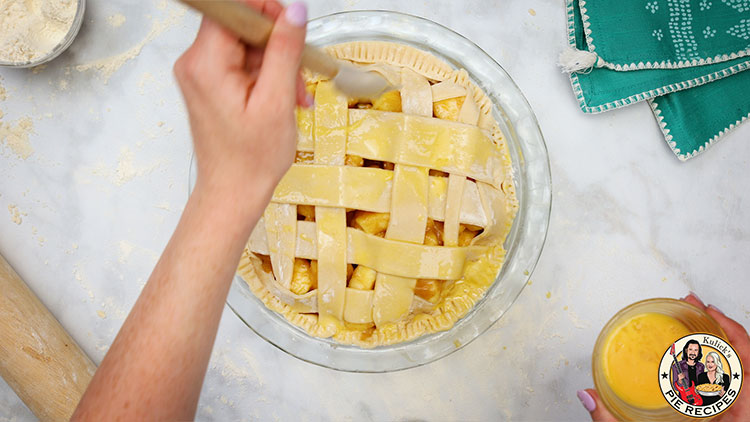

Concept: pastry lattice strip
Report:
left=369, top=68, right=433, bottom=326
left=312, top=82, right=349, bottom=331
left=249, top=221, right=487, bottom=281
left=296, top=108, right=505, bottom=188
left=271, top=164, right=488, bottom=227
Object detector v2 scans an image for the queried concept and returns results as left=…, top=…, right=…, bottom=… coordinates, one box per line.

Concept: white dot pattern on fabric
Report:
left=653, top=28, right=665, bottom=40
left=646, top=1, right=660, bottom=13
left=703, top=25, right=717, bottom=38
left=667, top=0, right=700, bottom=61
left=727, top=18, right=750, bottom=40
left=721, top=0, right=750, bottom=13
left=700, top=0, right=713, bottom=11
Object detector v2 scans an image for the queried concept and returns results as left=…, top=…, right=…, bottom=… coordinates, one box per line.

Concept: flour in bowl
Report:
left=0, top=0, right=78, bottom=63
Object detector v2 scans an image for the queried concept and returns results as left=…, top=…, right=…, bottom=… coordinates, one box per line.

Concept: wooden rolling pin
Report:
left=0, top=254, right=96, bottom=421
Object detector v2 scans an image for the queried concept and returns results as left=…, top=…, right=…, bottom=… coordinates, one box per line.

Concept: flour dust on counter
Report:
left=0, top=117, right=34, bottom=160
left=74, top=146, right=169, bottom=189
left=107, top=13, right=127, bottom=29
left=72, top=3, right=187, bottom=83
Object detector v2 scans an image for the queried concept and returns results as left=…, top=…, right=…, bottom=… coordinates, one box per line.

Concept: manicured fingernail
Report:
left=304, top=93, right=314, bottom=108
left=577, top=390, right=596, bottom=412
left=688, top=291, right=706, bottom=306
left=285, top=2, right=307, bottom=27
left=708, top=304, right=725, bottom=315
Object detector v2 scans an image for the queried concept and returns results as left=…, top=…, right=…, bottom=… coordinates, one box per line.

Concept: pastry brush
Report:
left=178, top=0, right=396, bottom=100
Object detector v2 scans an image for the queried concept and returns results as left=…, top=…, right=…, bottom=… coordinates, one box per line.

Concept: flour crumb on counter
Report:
left=107, top=13, right=127, bottom=28
left=528, top=8, right=537, bottom=16
left=566, top=308, right=590, bottom=329
left=118, top=240, right=135, bottom=263
left=7, top=204, right=24, bottom=224
left=65, top=242, right=79, bottom=254
left=219, top=396, right=234, bottom=407
left=102, top=296, right=128, bottom=320
left=0, top=117, right=35, bottom=159
left=138, top=72, right=155, bottom=93
left=155, top=201, right=171, bottom=211
left=114, top=147, right=163, bottom=186
left=96, top=310, right=107, bottom=319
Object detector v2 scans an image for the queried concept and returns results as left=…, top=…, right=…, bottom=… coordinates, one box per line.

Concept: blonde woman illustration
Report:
left=697, top=351, right=731, bottom=405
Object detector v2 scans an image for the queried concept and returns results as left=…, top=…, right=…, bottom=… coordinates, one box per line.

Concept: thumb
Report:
left=577, top=389, right=619, bottom=422
left=254, top=2, right=307, bottom=107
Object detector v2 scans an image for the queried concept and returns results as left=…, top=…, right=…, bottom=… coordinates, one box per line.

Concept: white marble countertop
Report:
left=1, top=0, right=749, bottom=421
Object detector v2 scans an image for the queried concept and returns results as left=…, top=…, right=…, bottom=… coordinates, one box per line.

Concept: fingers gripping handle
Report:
left=179, top=0, right=340, bottom=79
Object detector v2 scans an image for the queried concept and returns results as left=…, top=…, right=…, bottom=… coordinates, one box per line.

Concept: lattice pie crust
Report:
left=237, top=41, right=518, bottom=347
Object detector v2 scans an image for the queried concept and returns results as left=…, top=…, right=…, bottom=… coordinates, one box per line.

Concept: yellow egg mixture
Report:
left=601, top=313, right=690, bottom=409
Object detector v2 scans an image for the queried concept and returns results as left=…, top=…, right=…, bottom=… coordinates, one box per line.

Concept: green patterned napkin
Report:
left=650, top=69, right=750, bottom=159
left=564, top=0, right=750, bottom=160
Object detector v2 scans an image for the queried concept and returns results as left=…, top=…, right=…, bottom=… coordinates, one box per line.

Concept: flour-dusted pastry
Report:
left=238, top=41, right=518, bottom=347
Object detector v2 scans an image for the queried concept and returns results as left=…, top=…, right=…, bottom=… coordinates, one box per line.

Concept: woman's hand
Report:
left=174, top=0, right=310, bottom=210
left=72, top=3, right=310, bottom=421
left=578, top=292, right=750, bottom=421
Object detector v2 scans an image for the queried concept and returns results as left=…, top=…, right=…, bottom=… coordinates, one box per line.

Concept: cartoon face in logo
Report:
left=705, top=353, right=719, bottom=372
left=686, top=341, right=701, bottom=362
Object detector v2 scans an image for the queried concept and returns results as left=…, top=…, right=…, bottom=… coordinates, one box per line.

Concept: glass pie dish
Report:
left=189, top=10, right=551, bottom=372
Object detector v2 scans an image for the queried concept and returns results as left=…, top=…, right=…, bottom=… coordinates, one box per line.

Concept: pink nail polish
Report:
left=708, top=304, right=725, bottom=315
left=577, top=390, right=596, bottom=412
left=285, top=2, right=308, bottom=27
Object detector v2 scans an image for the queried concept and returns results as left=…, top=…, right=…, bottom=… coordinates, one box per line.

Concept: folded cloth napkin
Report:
left=563, top=0, right=750, bottom=161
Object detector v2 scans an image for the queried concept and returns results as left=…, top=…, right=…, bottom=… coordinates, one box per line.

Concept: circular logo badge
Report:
left=659, top=333, right=744, bottom=418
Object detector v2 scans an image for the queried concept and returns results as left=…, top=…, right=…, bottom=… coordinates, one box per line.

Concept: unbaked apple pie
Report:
left=238, top=41, right=518, bottom=347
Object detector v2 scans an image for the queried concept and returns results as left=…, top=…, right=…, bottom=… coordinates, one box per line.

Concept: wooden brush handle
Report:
left=180, top=0, right=340, bottom=78
left=0, top=254, right=96, bottom=421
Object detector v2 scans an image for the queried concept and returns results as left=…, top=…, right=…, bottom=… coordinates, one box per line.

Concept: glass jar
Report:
left=592, top=298, right=726, bottom=421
